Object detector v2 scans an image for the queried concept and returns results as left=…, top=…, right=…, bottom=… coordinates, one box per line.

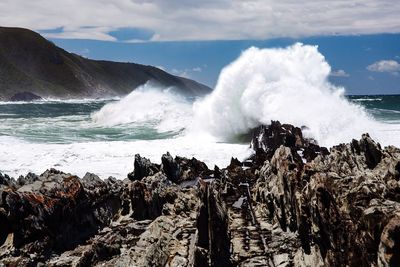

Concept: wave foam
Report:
left=91, top=84, right=192, bottom=133
left=192, top=43, right=381, bottom=147
left=0, top=136, right=251, bottom=178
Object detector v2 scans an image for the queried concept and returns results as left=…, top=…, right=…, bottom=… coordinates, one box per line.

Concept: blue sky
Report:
left=1, top=0, right=400, bottom=95
left=52, top=34, right=400, bottom=95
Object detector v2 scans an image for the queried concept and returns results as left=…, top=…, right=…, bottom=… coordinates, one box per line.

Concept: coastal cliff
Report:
left=1, top=121, right=400, bottom=266
left=0, top=27, right=211, bottom=101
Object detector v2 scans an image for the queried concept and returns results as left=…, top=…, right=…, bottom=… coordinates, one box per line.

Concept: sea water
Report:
left=0, top=44, right=399, bottom=178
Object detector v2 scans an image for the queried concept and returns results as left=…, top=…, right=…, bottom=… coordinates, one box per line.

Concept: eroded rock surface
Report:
left=1, top=121, right=400, bottom=266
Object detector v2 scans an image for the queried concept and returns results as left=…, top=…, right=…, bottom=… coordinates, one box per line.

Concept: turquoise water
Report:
left=348, top=95, right=400, bottom=123
left=0, top=100, right=179, bottom=143
left=0, top=95, right=399, bottom=144
left=0, top=94, right=399, bottom=178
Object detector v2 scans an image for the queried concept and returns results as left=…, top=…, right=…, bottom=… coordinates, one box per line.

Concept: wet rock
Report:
left=161, top=152, right=181, bottom=183
left=128, top=154, right=160, bottom=181
left=160, top=152, right=212, bottom=184
left=250, top=120, right=329, bottom=162
left=0, top=169, right=123, bottom=265
left=1, top=121, right=400, bottom=266
left=0, top=172, right=15, bottom=187
left=359, top=133, right=382, bottom=169
left=16, top=172, right=39, bottom=187
left=250, top=121, right=305, bottom=157
left=9, top=91, right=42, bottom=102
left=175, top=156, right=213, bottom=182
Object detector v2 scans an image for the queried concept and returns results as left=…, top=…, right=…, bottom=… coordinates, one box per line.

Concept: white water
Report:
left=192, top=43, right=391, bottom=148
left=1, top=43, right=399, bottom=179
left=92, top=84, right=193, bottom=133
left=0, top=135, right=252, bottom=178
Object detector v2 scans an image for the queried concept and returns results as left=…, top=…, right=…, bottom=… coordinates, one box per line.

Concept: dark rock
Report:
left=0, top=208, right=10, bottom=246
left=250, top=120, right=329, bottom=162
left=1, top=122, right=399, bottom=267
left=16, top=172, right=39, bottom=187
left=359, top=133, right=382, bottom=169
left=250, top=121, right=305, bottom=156
left=9, top=91, right=42, bottom=101
left=302, top=143, right=330, bottom=162
left=208, top=185, right=232, bottom=267
left=0, top=172, right=15, bottom=187
left=0, top=170, right=122, bottom=259
left=161, top=152, right=181, bottom=183
left=81, top=172, right=104, bottom=189
left=175, top=156, right=213, bottom=182
left=127, top=154, right=160, bottom=181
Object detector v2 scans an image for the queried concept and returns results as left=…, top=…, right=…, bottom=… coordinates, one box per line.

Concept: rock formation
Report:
left=1, top=121, right=400, bottom=266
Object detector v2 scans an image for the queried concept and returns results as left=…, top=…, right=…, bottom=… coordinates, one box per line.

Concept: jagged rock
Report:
left=0, top=172, right=15, bottom=187
left=160, top=152, right=212, bottom=184
left=16, top=172, right=39, bottom=187
left=1, top=121, right=400, bottom=267
left=250, top=120, right=329, bottom=163
left=208, top=184, right=231, bottom=266
left=359, top=133, right=383, bottom=169
left=0, top=173, right=15, bottom=207
left=0, top=169, right=124, bottom=265
left=161, top=152, right=181, bottom=183
left=251, top=121, right=305, bottom=156
left=247, top=124, right=400, bottom=266
left=128, top=154, right=160, bottom=181
left=175, top=156, right=213, bottom=182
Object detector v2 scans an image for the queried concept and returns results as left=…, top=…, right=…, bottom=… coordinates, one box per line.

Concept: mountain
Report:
left=0, top=27, right=211, bottom=101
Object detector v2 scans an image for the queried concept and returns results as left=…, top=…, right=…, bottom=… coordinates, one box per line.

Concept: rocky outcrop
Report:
left=1, top=121, right=400, bottom=266
left=9, top=91, right=42, bottom=101
left=128, top=154, right=160, bottom=181
left=250, top=120, right=329, bottom=162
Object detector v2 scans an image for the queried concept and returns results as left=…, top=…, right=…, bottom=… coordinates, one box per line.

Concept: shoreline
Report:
left=1, top=121, right=400, bottom=266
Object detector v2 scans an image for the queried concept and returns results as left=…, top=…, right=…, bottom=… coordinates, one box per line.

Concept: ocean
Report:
left=0, top=93, right=398, bottom=179
left=0, top=44, right=399, bottom=179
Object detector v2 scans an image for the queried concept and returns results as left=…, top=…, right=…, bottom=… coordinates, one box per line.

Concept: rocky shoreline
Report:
left=1, top=121, right=400, bottom=266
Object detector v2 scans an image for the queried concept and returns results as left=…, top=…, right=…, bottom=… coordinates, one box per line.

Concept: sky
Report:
left=1, top=0, right=400, bottom=95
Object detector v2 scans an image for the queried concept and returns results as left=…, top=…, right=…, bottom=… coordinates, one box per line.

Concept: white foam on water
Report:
left=192, top=43, right=396, bottom=147
left=1, top=43, right=400, bottom=179
left=0, top=136, right=251, bottom=179
left=91, top=84, right=193, bottom=133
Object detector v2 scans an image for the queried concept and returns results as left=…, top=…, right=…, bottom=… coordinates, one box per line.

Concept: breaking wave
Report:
left=91, top=84, right=193, bottom=134
left=91, top=43, right=395, bottom=148
left=192, top=43, right=382, bottom=147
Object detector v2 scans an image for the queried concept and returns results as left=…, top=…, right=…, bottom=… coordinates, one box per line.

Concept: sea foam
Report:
left=91, top=84, right=193, bottom=134
left=192, top=43, right=382, bottom=147
left=92, top=44, right=395, bottom=148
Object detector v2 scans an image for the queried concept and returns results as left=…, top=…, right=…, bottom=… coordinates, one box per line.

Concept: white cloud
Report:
left=171, top=68, right=190, bottom=78
left=367, top=60, right=400, bottom=74
left=330, top=69, right=350, bottom=77
left=192, top=67, right=202, bottom=72
left=0, top=0, right=399, bottom=41
left=171, top=66, right=203, bottom=78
